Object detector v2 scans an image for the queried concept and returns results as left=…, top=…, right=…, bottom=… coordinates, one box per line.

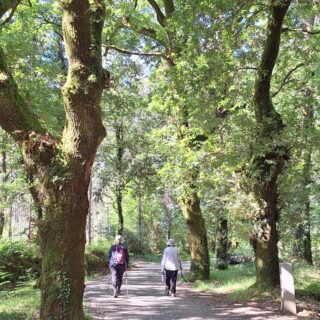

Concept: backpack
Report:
left=112, top=245, right=126, bottom=266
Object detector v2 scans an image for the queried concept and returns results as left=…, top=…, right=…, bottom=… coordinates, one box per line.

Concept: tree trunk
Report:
left=178, top=192, right=210, bottom=280
left=163, top=188, right=173, bottom=240
left=250, top=0, right=291, bottom=287
left=87, top=180, right=93, bottom=245
left=137, top=181, right=143, bottom=249
left=294, top=221, right=303, bottom=258
left=115, top=123, right=124, bottom=236
left=39, top=165, right=91, bottom=319
left=116, top=187, right=124, bottom=235
left=0, top=149, right=8, bottom=238
left=0, top=211, right=4, bottom=238
left=216, top=218, right=228, bottom=270
left=0, top=1, right=107, bottom=318
left=302, top=201, right=312, bottom=264
left=8, top=203, right=13, bottom=240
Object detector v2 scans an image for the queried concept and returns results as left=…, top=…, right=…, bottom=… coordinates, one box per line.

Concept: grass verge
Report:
left=0, top=281, right=40, bottom=320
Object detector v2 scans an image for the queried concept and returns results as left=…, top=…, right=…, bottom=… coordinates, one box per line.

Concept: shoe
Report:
left=165, top=288, right=169, bottom=296
left=171, top=293, right=176, bottom=297
left=113, top=289, right=118, bottom=298
left=117, top=289, right=121, bottom=295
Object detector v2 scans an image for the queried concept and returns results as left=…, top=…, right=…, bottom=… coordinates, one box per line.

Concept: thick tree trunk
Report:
left=178, top=193, right=210, bottom=280
left=216, top=218, right=228, bottom=270
left=250, top=0, right=291, bottom=287
left=39, top=165, right=90, bottom=319
left=0, top=1, right=107, bottom=318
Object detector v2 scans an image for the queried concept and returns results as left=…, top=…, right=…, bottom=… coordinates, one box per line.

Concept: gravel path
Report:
left=84, top=262, right=297, bottom=320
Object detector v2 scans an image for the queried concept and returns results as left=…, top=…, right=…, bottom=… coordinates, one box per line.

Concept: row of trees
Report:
left=0, top=0, right=319, bottom=319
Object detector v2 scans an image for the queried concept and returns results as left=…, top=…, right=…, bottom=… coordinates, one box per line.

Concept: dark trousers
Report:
left=165, top=270, right=178, bottom=294
left=110, top=264, right=126, bottom=290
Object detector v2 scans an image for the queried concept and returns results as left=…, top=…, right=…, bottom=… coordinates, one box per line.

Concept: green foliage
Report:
left=0, top=242, right=40, bottom=287
left=85, top=241, right=110, bottom=275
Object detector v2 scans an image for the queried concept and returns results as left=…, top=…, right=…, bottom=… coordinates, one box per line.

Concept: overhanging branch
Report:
left=104, top=44, right=167, bottom=60
left=272, top=63, right=304, bottom=98
left=282, top=27, right=320, bottom=35
left=0, top=0, right=21, bottom=24
left=147, top=0, right=166, bottom=27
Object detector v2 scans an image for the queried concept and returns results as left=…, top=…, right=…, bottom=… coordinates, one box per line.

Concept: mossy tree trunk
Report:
left=0, top=1, right=107, bottom=319
left=178, top=192, right=210, bottom=279
left=249, top=0, right=291, bottom=287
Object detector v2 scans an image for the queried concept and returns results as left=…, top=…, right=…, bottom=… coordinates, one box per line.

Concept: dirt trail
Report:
left=84, top=262, right=297, bottom=320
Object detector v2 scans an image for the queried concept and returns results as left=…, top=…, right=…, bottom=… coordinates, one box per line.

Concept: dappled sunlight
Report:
left=85, top=262, right=296, bottom=320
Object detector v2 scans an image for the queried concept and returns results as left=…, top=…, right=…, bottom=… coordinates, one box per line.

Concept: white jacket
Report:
left=161, top=246, right=182, bottom=271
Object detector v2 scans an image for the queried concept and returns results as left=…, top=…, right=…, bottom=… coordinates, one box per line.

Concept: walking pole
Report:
left=125, top=261, right=128, bottom=296
left=125, top=271, right=128, bottom=296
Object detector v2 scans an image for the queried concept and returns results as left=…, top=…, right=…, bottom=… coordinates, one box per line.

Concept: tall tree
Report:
left=248, top=0, right=291, bottom=287
left=0, top=1, right=107, bottom=319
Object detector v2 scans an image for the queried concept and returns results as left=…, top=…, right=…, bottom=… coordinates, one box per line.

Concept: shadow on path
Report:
left=84, top=262, right=297, bottom=320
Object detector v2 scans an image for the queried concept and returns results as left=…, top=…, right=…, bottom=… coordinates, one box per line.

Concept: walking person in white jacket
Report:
left=161, top=239, right=182, bottom=297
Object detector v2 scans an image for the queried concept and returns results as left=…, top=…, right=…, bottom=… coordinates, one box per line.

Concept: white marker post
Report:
left=279, top=263, right=297, bottom=315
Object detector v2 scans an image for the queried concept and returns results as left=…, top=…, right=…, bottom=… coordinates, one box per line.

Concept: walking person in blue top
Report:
left=108, top=235, right=129, bottom=298
left=161, top=238, right=182, bottom=297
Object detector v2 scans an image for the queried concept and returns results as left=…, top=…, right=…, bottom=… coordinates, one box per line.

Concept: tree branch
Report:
left=147, top=0, right=166, bottom=27
left=254, top=0, right=291, bottom=121
left=121, top=17, right=167, bottom=47
left=282, top=27, right=320, bottom=35
left=0, top=0, right=21, bottom=24
left=0, top=47, right=44, bottom=141
left=272, top=63, right=304, bottom=98
left=163, top=0, right=175, bottom=16
left=103, top=44, right=168, bottom=60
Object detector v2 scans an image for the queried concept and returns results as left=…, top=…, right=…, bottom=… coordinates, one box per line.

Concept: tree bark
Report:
left=0, top=150, right=8, bottom=238
left=116, top=187, right=124, bottom=235
left=0, top=0, right=107, bottom=318
left=87, top=180, right=93, bottom=245
left=250, top=0, right=291, bottom=287
left=300, top=103, right=314, bottom=265
left=216, top=218, right=228, bottom=270
left=178, top=192, right=210, bottom=280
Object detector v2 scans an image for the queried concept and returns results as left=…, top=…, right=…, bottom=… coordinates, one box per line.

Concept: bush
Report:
left=0, top=241, right=40, bottom=286
left=85, top=240, right=110, bottom=275
left=304, top=283, right=320, bottom=300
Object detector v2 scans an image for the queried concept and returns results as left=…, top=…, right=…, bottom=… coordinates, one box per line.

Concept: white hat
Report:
left=115, top=235, right=122, bottom=242
left=167, top=239, right=174, bottom=246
